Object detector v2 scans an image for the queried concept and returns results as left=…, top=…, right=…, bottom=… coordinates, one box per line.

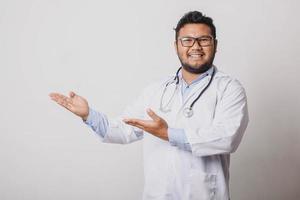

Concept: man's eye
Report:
left=182, top=38, right=193, bottom=42
left=199, top=38, right=210, bottom=42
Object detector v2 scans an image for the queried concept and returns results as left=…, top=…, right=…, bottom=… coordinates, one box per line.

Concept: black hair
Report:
left=174, top=11, right=216, bottom=40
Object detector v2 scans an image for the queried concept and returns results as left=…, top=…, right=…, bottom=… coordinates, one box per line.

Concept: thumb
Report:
left=69, top=91, right=76, bottom=98
left=147, top=108, right=160, bottom=121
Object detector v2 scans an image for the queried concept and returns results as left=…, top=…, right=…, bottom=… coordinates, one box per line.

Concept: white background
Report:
left=0, top=0, right=299, bottom=199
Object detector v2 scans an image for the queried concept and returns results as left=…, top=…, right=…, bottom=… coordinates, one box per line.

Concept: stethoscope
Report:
left=159, top=66, right=215, bottom=118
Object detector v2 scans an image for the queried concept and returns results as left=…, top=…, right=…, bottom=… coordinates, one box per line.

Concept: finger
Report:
left=61, top=98, right=73, bottom=109
left=60, top=98, right=73, bottom=108
left=57, top=98, right=67, bottom=107
left=133, top=124, right=145, bottom=130
left=123, top=119, right=144, bottom=128
left=69, top=91, right=76, bottom=98
left=147, top=108, right=160, bottom=121
left=49, top=93, right=61, bottom=102
left=60, top=95, right=73, bottom=105
left=49, top=92, right=60, bottom=97
left=51, top=93, right=69, bottom=106
left=49, top=93, right=74, bottom=112
left=58, top=94, right=73, bottom=104
left=66, top=97, right=73, bottom=104
left=50, top=93, right=67, bottom=102
left=57, top=93, right=68, bottom=99
left=123, top=118, right=149, bottom=127
left=64, top=103, right=72, bottom=111
left=49, top=93, right=60, bottom=100
left=50, top=92, right=71, bottom=101
left=125, top=122, right=145, bottom=130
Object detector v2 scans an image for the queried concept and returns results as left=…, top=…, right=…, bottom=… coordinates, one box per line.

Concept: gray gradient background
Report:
left=0, top=0, right=299, bottom=199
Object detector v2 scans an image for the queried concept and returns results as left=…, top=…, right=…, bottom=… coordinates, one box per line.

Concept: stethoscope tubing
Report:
left=160, top=66, right=215, bottom=117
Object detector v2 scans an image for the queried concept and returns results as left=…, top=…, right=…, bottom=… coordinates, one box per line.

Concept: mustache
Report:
left=187, top=50, right=205, bottom=56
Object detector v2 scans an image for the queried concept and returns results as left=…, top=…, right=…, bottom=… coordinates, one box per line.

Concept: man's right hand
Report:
left=49, top=91, right=89, bottom=121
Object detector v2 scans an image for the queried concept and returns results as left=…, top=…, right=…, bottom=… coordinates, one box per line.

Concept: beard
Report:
left=178, top=52, right=216, bottom=74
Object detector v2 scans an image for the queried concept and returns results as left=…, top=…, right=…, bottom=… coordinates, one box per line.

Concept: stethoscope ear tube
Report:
left=175, top=67, right=182, bottom=84
left=189, top=67, right=215, bottom=110
left=160, top=66, right=215, bottom=118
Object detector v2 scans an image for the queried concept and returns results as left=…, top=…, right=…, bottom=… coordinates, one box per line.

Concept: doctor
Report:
left=50, top=11, right=248, bottom=200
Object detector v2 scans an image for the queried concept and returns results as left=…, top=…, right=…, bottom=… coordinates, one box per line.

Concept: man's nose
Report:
left=191, top=40, right=203, bottom=49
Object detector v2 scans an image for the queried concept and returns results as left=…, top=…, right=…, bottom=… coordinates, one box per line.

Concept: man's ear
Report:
left=214, top=39, right=218, bottom=53
left=174, top=40, right=179, bottom=55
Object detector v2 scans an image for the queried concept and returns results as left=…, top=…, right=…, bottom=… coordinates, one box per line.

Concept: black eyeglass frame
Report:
left=177, top=35, right=215, bottom=47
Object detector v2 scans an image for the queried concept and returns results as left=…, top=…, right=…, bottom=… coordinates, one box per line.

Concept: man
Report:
left=50, top=11, right=249, bottom=200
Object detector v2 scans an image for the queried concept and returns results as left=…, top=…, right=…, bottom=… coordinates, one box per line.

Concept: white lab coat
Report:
left=100, top=67, right=249, bottom=200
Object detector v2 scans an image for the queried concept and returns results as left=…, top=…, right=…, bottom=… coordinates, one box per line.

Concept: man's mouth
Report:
left=188, top=52, right=204, bottom=58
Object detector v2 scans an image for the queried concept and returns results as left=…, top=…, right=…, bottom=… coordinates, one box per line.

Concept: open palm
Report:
left=49, top=91, right=89, bottom=120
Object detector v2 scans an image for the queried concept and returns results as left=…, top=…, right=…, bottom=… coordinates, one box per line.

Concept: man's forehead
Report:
left=178, top=23, right=212, bottom=36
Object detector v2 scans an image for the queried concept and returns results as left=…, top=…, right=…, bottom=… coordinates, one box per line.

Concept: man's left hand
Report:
left=123, top=108, right=169, bottom=141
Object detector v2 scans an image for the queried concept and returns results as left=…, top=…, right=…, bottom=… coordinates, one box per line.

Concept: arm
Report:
left=83, top=108, right=109, bottom=138
left=85, top=107, right=144, bottom=144
left=184, top=79, right=249, bottom=157
left=49, top=90, right=146, bottom=144
left=123, top=79, right=248, bottom=156
left=123, top=107, right=192, bottom=151
left=168, top=128, right=192, bottom=152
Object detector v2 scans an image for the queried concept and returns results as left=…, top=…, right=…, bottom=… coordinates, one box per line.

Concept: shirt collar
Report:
left=178, top=65, right=215, bottom=87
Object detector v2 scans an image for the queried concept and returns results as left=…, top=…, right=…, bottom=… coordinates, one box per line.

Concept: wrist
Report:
left=82, top=115, right=88, bottom=121
left=82, top=109, right=90, bottom=121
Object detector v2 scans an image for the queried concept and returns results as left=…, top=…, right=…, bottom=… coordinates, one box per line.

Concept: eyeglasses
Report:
left=178, top=36, right=214, bottom=47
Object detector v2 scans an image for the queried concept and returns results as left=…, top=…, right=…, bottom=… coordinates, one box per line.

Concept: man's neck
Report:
left=182, top=68, right=203, bottom=85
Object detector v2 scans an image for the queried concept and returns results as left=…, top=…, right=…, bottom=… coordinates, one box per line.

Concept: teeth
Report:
left=189, top=54, right=203, bottom=58
left=189, top=52, right=204, bottom=57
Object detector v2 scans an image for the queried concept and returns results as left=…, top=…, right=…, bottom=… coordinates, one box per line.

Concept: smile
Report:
left=188, top=53, right=204, bottom=59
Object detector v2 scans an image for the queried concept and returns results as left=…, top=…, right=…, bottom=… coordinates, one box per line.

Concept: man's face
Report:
left=175, top=23, right=217, bottom=74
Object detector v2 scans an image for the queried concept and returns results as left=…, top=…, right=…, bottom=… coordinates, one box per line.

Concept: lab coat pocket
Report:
left=188, top=171, right=217, bottom=200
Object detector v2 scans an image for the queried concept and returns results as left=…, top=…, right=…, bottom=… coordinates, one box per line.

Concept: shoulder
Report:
left=213, top=67, right=246, bottom=96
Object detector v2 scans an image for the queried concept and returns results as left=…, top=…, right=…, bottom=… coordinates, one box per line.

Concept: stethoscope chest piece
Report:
left=183, top=107, right=193, bottom=118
